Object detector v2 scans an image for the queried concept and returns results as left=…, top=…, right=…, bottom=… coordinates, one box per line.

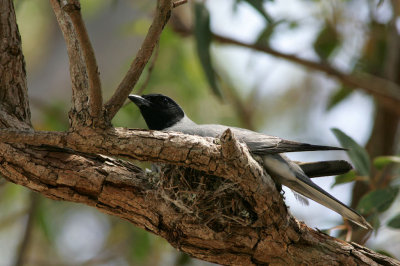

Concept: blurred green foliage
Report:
left=332, top=128, right=371, bottom=177
left=1, top=0, right=400, bottom=265
left=331, top=129, right=400, bottom=233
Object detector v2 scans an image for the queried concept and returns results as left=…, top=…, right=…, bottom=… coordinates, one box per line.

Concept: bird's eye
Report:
left=162, top=98, right=169, bottom=104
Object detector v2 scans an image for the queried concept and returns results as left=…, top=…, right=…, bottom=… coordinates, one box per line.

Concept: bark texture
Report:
left=0, top=0, right=398, bottom=265
left=0, top=127, right=398, bottom=265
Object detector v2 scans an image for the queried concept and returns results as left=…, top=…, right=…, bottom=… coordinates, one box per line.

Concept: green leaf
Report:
left=373, top=156, right=400, bottom=170
left=255, top=23, right=276, bottom=46
left=387, top=213, right=400, bottom=229
left=369, top=212, right=381, bottom=232
left=35, top=199, right=55, bottom=243
left=130, top=228, right=151, bottom=261
left=194, top=3, right=223, bottom=99
left=326, top=86, right=354, bottom=111
left=331, top=128, right=371, bottom=177
left=357, top=186, right=399, bottom=214
left=238, top=0, right=273, bottom=22
left=331, top=170, right=356, bottom=188
left=176, top=253, right=192, bottom=266
left=313, top=23, right=340, bottom=61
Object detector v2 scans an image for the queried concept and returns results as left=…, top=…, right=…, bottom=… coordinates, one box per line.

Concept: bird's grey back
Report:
left=165, top=116, right=285, bottom=153
left=165, top=115, right=343, bottom=154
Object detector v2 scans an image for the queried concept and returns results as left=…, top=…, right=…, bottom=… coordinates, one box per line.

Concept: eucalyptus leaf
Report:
left=387, top=213, right=400, bottom=229
left=373, top=156, right=400, bottom=170
left=326, top=86, right=353, bottom=111
left=240, top=0, right=272, bottom=22
left=369, top=212, right=381, bottom=232
left=313, top=23, right=340, bottom=60
left=331, top=170, right=356, bottom=188
left=194, top=3, right=223, bottom=99
left=331, top=128, right=371, bottom=177
left=357, top=186, right=399, bottom=214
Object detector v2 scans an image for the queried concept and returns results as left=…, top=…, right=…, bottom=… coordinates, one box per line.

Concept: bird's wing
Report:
left=230, top=127, right=344, bottom=154
left=169, top=123, right=344, bottom=154
left=262, top=154, right=371, bottom=229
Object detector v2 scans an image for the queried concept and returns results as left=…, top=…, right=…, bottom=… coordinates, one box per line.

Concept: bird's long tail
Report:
left=285, top=171, right=372, bottom=229
left=262, top=155, right=372, bottom=229
left=297, top=160, right=352, bottom=178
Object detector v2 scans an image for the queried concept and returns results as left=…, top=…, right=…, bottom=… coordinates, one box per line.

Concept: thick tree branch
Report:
left=0, top=128, right=274, bottom=211
left=1, top=0, right=399, bottom=264
left=104, top=0, right=173, bottom=122
left=61, top=0, right=103, bottom=119
left=0, top=129, right=397, bottom=265
left=0, top=0, right=31, bottom=127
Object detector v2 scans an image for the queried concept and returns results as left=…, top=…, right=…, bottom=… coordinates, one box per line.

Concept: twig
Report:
left=170, top=15, right=400, bottom=115
left=13, top=192, right=39, bottom=266
left=212, top=33, right=400, bottom=111
left=173, top=0, right=187, bottom=8
left=50, top=0, right=90, bottom=127
left=62, top=0, right=103, bottom=118
left=104, top=0, right=173, bottom=122
left=137, top=42, right=160, bottom=95
left=220, top=75, right=255, bottom=130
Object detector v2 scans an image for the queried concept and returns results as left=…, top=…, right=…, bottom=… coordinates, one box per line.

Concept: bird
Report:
left=128, top=93, right=372, bottom=230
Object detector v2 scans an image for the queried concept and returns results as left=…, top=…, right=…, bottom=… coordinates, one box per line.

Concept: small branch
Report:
left=13, top=192, right=39, bottom=266
left=137, top=43, right=160, bottom=95
left=170, top=16, right=400, bottom=115
left=214, top=33, right=400, bottom=115
left=61, top=0, right=103, bottom=119
left=50, top=0, right=90, bottom=128
left=213, top=33, right=400, bottom=109
left=104, top=0, right=173, bottom=122
left=173, top=0, right=187, bottom=8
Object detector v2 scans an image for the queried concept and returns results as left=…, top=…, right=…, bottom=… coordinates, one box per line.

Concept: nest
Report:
left=150, top=164, right=258, bottom=232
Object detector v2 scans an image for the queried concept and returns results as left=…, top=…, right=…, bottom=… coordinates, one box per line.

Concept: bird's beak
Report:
left=128, top=95, right=151, bottom=107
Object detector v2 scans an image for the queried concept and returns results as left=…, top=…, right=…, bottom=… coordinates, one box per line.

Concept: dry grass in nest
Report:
left=152, top=164, right=257, bottom=232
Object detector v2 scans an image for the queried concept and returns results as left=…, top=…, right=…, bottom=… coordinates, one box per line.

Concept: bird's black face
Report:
left=128, top=94, right=185, bottom=130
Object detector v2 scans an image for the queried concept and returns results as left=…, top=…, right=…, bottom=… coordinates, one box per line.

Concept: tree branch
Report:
left=211, top=33, right=400, bottom=115
left=0, top=129, right=397, bottom=265
left=2, top=0, right=399, bottom=264
left=170, top=16, right=400, bottom=115
left=104, top=0, right=173, bottom=122
left=173, top=0, right=187, bottom=8
left=0, top=128, right=273, bottom=209
left=0, top=0, right=31, bottom=127
left=61, top=0, right=103, bottom=119
left=50, top=0, right=96, bottom=128
left=136, top=43, right=160, bottom=95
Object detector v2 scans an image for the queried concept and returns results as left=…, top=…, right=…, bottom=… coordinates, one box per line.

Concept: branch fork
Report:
left=0, top=0, right=399, bottom=264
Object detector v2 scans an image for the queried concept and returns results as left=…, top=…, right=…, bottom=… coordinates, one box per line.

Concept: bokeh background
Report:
left=1, top=0, right=400, bottom=265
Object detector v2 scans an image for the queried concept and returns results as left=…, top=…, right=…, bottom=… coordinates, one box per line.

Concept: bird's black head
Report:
left=128, top=94, right=185, bottom=130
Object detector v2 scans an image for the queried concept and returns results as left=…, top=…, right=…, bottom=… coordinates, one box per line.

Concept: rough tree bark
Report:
left=0, top=0, right=399, bottom=265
